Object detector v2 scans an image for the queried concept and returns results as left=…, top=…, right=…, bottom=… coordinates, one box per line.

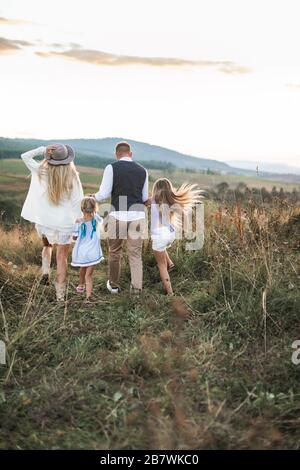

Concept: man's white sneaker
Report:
left=106, top=280, right=120, bottom=294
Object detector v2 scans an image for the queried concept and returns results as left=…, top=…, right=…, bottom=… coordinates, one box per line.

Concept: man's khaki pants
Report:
left=107, top=216, right=144, bottom=290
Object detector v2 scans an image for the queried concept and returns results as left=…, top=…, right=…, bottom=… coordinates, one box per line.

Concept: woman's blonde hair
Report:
left=81, top=196, right=97, bottom=214
left=39, top=161, right=79, bottom=205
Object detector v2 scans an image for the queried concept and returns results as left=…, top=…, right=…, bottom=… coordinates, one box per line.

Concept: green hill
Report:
left=0, top=137, right=231, bottom=172
left=2, top=137, right=300, bottom=184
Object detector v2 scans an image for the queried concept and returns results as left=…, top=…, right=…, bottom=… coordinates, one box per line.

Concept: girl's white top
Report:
left=20, top=147, right=84, bottom=232
left=150, top=202, right=176, bottom=251
left=150, top=201, right=175, bottom=234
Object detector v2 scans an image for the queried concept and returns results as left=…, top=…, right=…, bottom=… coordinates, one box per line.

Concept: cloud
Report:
left=36, top=46, right=251, bottom=74
left=0, top=34, right=250, bottom=75
left=0, top=16, right=30, bottom=25
left=47, top=42, right=82, bottom=49
left=286, top=83, right=300, bottom=89
left=0, top=37, right=33, bottom=54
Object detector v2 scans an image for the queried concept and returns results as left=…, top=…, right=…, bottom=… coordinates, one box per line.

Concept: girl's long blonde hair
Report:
left=152, top=178, right=203, bottom=225
left=38, top=160, right=79, bottom=205
left=152, top=178, right=203, bottom=209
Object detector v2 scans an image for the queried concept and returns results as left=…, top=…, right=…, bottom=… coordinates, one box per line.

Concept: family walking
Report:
left=20, top=141, right=201, bottom=302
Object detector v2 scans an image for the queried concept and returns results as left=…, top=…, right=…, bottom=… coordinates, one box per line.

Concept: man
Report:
left=95, top=141, right=148, bottom=294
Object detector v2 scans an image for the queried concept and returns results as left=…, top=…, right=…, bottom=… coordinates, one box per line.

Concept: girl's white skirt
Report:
left=151, top=226, right=176, bottom=252
left=35, top=224, right=73, bottom=245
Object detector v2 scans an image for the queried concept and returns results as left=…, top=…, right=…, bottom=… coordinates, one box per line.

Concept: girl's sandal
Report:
left=168, top=264, right=175, bottom=272
left=76, top=285, right=85, bottom=294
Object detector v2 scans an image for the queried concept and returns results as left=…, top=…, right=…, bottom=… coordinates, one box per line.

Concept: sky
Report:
left=1, top=0, right=300, bottom=166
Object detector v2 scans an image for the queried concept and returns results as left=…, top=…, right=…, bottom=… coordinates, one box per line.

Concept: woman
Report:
left=21, top=143, right=84, bottom=301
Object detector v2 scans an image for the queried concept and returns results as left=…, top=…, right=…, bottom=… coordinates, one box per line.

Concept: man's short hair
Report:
left=115, top=141, right=131, bottom=154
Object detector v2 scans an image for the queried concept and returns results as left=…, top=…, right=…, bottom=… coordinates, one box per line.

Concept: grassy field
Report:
left=1, top=158, right=300, bottom=194
left=0, top=157, right=300, bottom=449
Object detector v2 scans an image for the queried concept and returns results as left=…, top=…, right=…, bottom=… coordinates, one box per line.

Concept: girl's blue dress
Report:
left=71, top=214, right=104, bottom=267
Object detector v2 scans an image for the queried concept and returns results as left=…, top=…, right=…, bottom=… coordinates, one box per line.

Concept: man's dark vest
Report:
left=111, top=160, right=146, bottom=211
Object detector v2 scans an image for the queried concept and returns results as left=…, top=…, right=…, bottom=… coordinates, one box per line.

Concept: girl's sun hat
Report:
left=44, top=143, right=75, bottom=166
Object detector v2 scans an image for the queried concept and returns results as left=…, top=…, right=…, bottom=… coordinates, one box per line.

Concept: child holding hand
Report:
left=71, top=196, right=104, bottom=302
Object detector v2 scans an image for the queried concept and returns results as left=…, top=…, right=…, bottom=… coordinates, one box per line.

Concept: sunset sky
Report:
left=1, top=0, right=300, bottom=166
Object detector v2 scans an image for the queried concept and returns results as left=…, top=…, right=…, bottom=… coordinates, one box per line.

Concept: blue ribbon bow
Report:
left=80, top=223, right=86, bottom=239
left=80, top=218, right=97, bottom=239
left=91, top=218, right=97, bottom=238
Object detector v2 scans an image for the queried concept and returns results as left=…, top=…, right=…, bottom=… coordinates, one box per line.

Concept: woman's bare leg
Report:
left=56, top=244, right=70, bottom=284
left=153, top=250, right=173, bottom=295
left=85, top=266, right=95, bottom=299
left=40, top=236, right=52, bottom=284
left=41, top=246, right=52, bottom=274
left=54, top=244, right=70, bottom=301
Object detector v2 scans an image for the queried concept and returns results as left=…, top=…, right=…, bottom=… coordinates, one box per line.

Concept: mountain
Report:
left=0, top=137, right=231, bottom=172
left=1, top=137, right=300, bottom=184
left=226, top=160, right=300, bottom=175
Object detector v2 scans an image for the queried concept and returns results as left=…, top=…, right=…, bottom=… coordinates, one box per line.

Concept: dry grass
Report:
left=0, top=201, right=300, bottom=449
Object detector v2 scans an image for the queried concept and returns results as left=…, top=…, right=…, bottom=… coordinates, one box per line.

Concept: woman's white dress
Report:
left=71, top=215, right=104, bottom=267
left=20, top=146, right=84, bottom=244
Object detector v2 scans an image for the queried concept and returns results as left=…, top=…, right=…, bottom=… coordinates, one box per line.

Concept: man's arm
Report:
left=142, top=170, right=149, bottom=203
left=95, top=164, right=113, bottom=201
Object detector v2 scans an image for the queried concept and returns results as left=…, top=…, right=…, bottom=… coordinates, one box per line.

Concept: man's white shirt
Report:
left=95, top=157, right=148, bottom=222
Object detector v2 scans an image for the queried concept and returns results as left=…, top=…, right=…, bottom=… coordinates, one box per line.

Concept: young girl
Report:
left=71, top=196, right=104, bottom=302
left=151, top=178, right=202, bottom=295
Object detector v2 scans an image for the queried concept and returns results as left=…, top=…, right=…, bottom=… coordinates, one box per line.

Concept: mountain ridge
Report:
left=0, top=136, right=231, bottom=172
left=1, top=136, right=300, bottom=184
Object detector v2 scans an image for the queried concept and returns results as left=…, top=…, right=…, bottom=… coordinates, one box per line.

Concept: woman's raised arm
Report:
left=20, top=146, right=46, bottom=172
